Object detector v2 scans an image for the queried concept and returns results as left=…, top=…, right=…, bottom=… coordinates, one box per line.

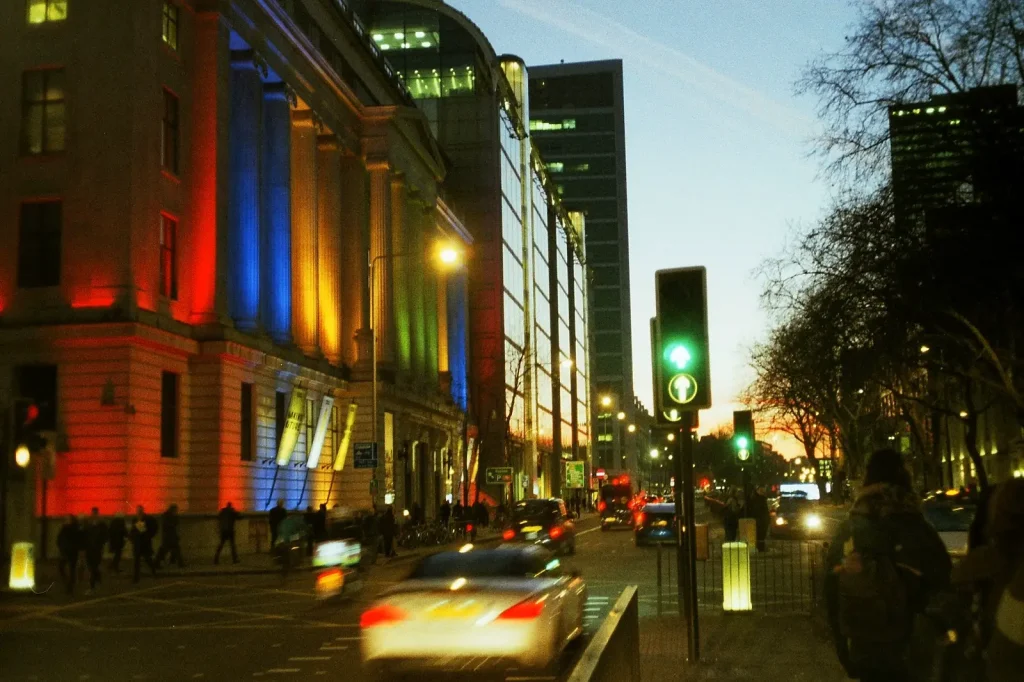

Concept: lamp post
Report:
left=368, top=243, right=463, bottom=505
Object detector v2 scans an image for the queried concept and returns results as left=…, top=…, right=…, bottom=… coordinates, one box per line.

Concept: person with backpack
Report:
left=825, top=448, right=952, bottom=681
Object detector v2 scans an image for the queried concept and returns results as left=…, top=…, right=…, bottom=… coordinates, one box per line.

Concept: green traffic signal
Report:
left=735, top=436, right=749, bottom=450
left=665, top=343, right=691, bottom=370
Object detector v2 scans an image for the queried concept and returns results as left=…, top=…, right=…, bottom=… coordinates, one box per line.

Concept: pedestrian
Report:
left=410, top=502, right=423, bottom=526
left=57, top=514, right=82, bottom=595
left=439, top=499, right=451, bottom=527
left=314, top=503, right=328, bottom=543
left=824, top=448, right=952, bottom=682
left=213, top=501, right=240, bottom=564
left=951, top=478, right=1024, bottom=680
left=275, top=512, right=305, bottom=580
left=129, top=505, right=158, bottom=584
left=155, top=503, right=184, bottom=569
left=747, top=485, right=770, bottom=552
left=362, top=506, right=380, bottom=563
left=269, top=499, right=286, bottom=550
left=108, top=511, right=127, bottom=572
left=380, top=505, right=397, bottom=558
left=83, top=507, right=107, bottom=593
left=303, top=505, right=316, bottom=556
left=722, top=489, right=740, bottom=542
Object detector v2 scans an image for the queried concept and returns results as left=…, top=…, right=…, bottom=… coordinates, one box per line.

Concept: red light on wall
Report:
left=71, top=294, right=117, bottom=309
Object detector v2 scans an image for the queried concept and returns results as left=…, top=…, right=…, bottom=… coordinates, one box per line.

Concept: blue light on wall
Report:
left=262, top=84, right=292, bottom=342
left=228, top=55, right=262, bottom=329
left=447, top=271, right=469, bottom=411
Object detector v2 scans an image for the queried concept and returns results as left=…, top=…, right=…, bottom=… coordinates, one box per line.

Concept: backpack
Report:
left=837, top=527, right=913, bottom=644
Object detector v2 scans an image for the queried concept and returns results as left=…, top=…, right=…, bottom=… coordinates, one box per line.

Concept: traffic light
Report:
left=654, top=267, right=711, bottom=422
left=733, top=410, right=754, bottom=463
left=12, top=400, right=48, bottom=468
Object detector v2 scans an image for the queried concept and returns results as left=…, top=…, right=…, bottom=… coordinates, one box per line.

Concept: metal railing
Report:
left=565, top=586, right=640, bottom=682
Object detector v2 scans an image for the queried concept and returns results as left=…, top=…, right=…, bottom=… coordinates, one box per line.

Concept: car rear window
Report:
left=410, top=552, right=547, bottom=579
left=513, top=501, right=558, bottom=520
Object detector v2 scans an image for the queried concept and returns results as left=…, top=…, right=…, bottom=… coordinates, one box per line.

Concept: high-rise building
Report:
left=351, top=0, right=593, bottom=501
left=0, top=0, right=473, bottom=552
left=889, top=84, right=1024, bottom=226
left=528, top=60, right=635, bottom=474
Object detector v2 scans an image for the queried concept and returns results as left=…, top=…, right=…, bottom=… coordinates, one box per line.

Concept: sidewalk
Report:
left=639, top=614, right=848, bottom=681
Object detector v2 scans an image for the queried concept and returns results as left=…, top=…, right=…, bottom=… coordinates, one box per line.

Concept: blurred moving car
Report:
left=502, top=498, right=577, bottom=554
left=634, top=503, right=677, bottom=546
left=922, top=499, right=975, bottom=559
left=770, top=494, right=828, bottom=539
left=599, top=477, right=635, bottom=530
left=312, top=507, right=366, bottom=600
left=360, top=545, right=586, bottom=676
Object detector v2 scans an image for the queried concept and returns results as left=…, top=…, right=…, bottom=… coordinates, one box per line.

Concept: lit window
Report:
left=162, top=2, right=179, bottom=51
left=18, top=201, right=62, bottom=288
left=161, top=88, right=179, bottom=174
left=546, top=162, right=564, bottom=173
left=21, top=69, right=66, bottom=155
left=160, top=214, right=178, bottom=300
left=562, top=119, right=576, bottom=129
left=27, top=0, right=66, bottom=24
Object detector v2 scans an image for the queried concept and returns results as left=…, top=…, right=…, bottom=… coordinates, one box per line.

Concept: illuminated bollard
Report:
left=739, top=517, right=757, bottom=549
left=722, top=541, right=752, bottom=611
left=8, top=542, right=35, bottom=591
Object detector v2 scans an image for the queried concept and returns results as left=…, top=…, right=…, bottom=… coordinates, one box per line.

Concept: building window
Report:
left=241, top=382, right=254, bottom=462
left=160, top=371, right=179, bottom=459
left=18, top=201, right=61, bottom=288
left=21, top=69, right=66, bottom=155
left=161, top=88, right=179, bottom=174
left=27, top=0, right=67, bottom=24
left=159, top=214, right=178, bottom=299
left=275, top=391, right=287, bottom=447
left=162, top=2, right=179, bottom=51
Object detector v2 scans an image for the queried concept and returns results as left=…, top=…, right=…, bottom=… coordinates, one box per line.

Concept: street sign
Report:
left=595, top=468, right=606, bottom=479
left=353, top=442, right=378, bottom=469
left=564, top=461, right=586, bottom=489
left=485, top=467, right=513, bottom=484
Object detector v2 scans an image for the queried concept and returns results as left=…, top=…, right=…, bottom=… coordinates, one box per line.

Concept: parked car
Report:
left=502, top=498, right=577, bottom=555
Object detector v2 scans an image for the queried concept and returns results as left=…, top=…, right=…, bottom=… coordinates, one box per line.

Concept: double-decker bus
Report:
left=598, top=474, right=634, bottom=531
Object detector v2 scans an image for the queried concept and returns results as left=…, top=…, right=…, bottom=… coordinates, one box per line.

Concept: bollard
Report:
left=722, top=541, right=752, bottom=611
left=739, top=518, right=757, bottom=550
left=695, top=523, right=709, bottom=560
left=8, top=542, right=35, bottom=590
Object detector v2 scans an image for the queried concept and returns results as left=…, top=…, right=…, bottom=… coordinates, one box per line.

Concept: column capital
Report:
left=263, top=81, right=289, bottom=101
left=291, top=109, right=316, bottom=129
left=317, top=133, right=340, bottom=152
left=365, top=156, right=390, bottom=172
left=390, top=171, right=407, bottom=189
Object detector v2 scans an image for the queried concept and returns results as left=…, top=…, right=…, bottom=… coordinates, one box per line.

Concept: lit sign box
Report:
left=722, top=542, right=752, bottom=611
left=313, top=539, right=361, bottom=568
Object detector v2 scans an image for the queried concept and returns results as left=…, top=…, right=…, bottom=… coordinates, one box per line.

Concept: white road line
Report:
left=288, top=656, right=331, bottom=662
left=334, top=636, right=361, bottom=641
left=265, top=669, right=301, bottom=674
left=319, top=645, right=347, bottom=650
left=576, top=527, right=601, bottom=537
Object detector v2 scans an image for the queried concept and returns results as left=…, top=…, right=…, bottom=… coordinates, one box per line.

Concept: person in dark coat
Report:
left=269, top=499, right=286, bottom=551
left=439, top=499, right=451, bottom=526
left=314, top=503, right=328, bottom=542
left=722, top=489, right=741, bottom=542
left=108, top=512, right=127, bottom=572
left=155, top=503, right=184, bottom=569
left=824, top=449, right=951, bottom=681
left=129, top=505, right=158, bottom=584
left=57, top=514, right=82, bottom=594
left=380, top=506, right=397, bottom=558
left=303, top=506, right=316, bottom=556
left=214, top=502, right=240, bottom=564
left=747, top=486, right=770, bottom=552
left=83, top=507, right=108, bottom=593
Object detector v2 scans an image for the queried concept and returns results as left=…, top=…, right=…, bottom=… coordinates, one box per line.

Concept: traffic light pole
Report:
left=674, top=411, right=700, bottom=662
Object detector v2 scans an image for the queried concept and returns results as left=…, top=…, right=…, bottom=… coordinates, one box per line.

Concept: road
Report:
left=0, top=508, right=838, bottom=681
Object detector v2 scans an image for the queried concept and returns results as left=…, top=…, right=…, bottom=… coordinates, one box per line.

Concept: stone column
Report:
left=367, top=162, right=393, bottom=366
left=227, top=51, right=262, bottom=331
left=340, top=153, right=369, bottom=370
left=391, top=176, right=411, bottom=378
left=423, top=207, right=440, bottom=388
left=408, top=194, right=427, bottom=383
left=317, top=135, right=343, bottom=365
left=260, top=82, right=292, bottom=344
left=290, top=108, right=319, bottom=355
left=436, top=266, right=449, bottom=376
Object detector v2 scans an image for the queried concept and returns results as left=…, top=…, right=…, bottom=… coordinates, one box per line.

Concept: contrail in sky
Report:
left=496, top=0, right=818, bottom=137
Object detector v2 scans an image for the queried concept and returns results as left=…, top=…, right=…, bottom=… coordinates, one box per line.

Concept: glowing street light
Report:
left=920, top=344, right=931, bottom=354
left=616, top=411, right=626, bottom=421
left=666, top=433, right=676, bottom=442
left=438, top=243, right=462, bottom=266
left=600, top=395, right=612, bottom=408
left=627, top=424, right=636, bottom=434
left=649, top=448, right=660, bottom=459
left=14, top=445, right=30, bottom=468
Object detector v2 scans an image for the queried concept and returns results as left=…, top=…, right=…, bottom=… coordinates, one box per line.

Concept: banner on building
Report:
left=275, top=386, right=307, bottom=466
left=305, top=396, right=335, bottom=469
left=332, top=402, right=358, bottom=471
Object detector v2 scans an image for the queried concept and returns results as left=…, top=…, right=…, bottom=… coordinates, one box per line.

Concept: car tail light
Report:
left=360, top=604, right=407, bottom=628
left=497, top=599, right=546, bottom=620
left=466, top=523, right=474, bottom=533
left=502, top=528, right=516, bottom=541
left=598, top=501, right=607, bottom=513
left=635, top=512, right=646, bottom=526
left=549, top=525, right=564, bottom=540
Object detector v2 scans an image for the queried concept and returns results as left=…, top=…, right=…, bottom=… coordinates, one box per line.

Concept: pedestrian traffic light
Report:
left=12, top=400, right=48, bottom=466
left=733, top=410, right=754, bottom=463
left=654, top=267, right=711, bottom=422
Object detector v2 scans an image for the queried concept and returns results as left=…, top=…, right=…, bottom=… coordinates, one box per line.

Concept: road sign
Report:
left=595, top=468, right=606, bottom=479
left=485, top=467, right=513, bottom=484
left=564, top=461, right=586, bottom=489
left=353, top=442, right=378, bottom=469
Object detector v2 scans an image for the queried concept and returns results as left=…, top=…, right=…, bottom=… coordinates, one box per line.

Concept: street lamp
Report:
left=627, top=424, right=636, bottom=434
left=14, top=445, right=30, bottom=468
left=600, top=395, right=612, bottom=408
left=920, top=344, right=931, bottom=354
left=370, top=242, right=464, bottom=499
left=616, top=411, right=626, bottom=421
left=666, top=432, right=676, bottom=442
left=649, top=448, right=659, bottom=459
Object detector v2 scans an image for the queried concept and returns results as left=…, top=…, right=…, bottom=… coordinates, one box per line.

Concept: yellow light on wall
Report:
left=8, top=542, right=35, bottom=591
left=722, top=542, right=752, bottom=611
left=15, top=445, right=31, bottom=468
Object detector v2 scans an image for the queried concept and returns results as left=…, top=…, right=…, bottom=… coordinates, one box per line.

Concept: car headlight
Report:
left=775, top=516, right=787, bottom=526
left=804, top=514, right=822, bottom=529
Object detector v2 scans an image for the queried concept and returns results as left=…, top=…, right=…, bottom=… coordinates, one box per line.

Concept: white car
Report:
left=360, top=545, right=587, bottom=676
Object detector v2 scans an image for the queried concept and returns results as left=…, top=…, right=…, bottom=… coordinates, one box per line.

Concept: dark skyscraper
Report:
left=528, top=60, right=635, bottom=473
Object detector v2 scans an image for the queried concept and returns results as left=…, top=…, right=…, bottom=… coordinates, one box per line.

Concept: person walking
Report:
left=439, top=499, right=451, bottom=527
left=129, top=505, right=158, bottom=584
left=380, top=506, right=397, bottom=558
left=303, top=505, right=316, bottom=557
left=747, top=486, right=770, bottom=552
left=214, top=501, right=240, bottom=564
left=275, top=511, right=305, bottom=581
left=57, top=514, right=83, bottom=595
left=268, top=499, right=286, bottom=550
left=824, top=448, right=952, bottom=682
left=313, top=503, right=328, bottom=543
left=108, top=512, right=127, bottom=572
left=155, top=503, right=184, bottom=569
left=83, top=508, right=108, bottom=594
left=722, top=489, right=740, bottom=542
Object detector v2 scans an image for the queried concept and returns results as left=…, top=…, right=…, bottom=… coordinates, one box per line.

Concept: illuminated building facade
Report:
left=351, top=0, right=592, bottom=501
left=0, top=0, right=473, bottom=549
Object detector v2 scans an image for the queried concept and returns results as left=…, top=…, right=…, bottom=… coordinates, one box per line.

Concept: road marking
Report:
left=319, top=645, right=347, bottom=650
left=576, top=527, right=601, bottom=537
left=272, top=643, right=282, bottom=647
left=288, top=656, right=331, bottom=662
left=265, top=669, right=301, bottom=674
left=335, top=635, right=361, bottom=641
